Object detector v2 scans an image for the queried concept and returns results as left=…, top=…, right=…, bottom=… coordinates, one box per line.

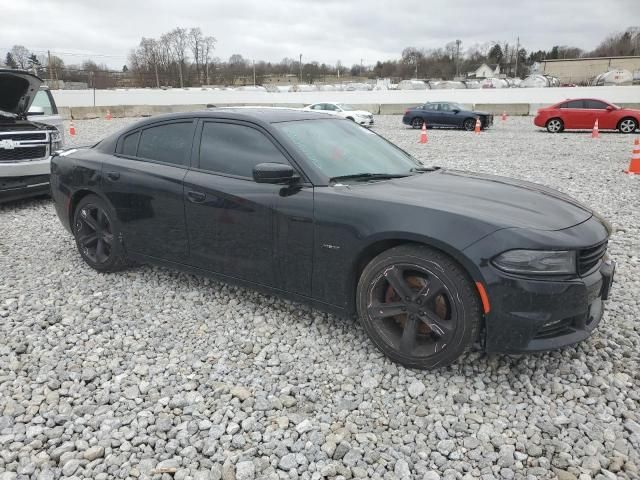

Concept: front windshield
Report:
left=275, top=119, right=420, bottom=179
left=449, top=103, right=464, bottom=110
left=336, top=103, right=355, bottom=111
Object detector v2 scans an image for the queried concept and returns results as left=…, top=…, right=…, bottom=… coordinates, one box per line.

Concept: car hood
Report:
left=344, top=169, right=593, bottom=231
left=0, top=70, right=43, bottom=118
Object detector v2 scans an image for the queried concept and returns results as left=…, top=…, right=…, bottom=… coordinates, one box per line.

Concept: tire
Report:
left=410, top=117, right=424, bottom=129
left=546, top=118, right=564, bottom=133
left=72, top=194, right=131, bottom=273
left=618, top=117, right=638, bottom=134
left=463, top=118, right=476, bottom=131
left=356, top=244, right=481, bottom=369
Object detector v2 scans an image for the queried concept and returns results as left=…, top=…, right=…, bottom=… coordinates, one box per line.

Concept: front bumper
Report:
left=482, top=259, right=614, bottom=353
left=463, top=215, right=613, bottom=353
left=0, top=157, right=51, bottom=177
left=0, top=174, right=51, bottom=202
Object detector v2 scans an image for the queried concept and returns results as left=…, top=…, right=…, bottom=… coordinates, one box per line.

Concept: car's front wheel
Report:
left=411, top=117, right=424, bottom=129
left=546, top=118, right=564, bottom=133
left=73, top=194, right=130, bottom=272
left=618, top=117, right=638, bottom=134
left=463, top=118, right=476, bottom=131
left=357, top=245, right=481, bottom=369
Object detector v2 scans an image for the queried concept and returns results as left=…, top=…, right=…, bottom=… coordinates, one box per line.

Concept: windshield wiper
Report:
left=410, top=166, right=441, bottom=173
left=329, top=172, right=411, bottom=183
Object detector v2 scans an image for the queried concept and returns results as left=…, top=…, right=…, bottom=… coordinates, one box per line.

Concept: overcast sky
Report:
left=2, top=0, right=638, bottom=69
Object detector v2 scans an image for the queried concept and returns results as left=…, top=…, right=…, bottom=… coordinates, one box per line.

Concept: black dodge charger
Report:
left=402, top=102, right=493, bottom=130
left=51, top=108, right=614, bottom=369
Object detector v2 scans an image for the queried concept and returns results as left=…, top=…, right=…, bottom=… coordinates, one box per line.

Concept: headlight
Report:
left=50, top=130, right=63, bottom=150
left=492, top=250, right=576, bottom=275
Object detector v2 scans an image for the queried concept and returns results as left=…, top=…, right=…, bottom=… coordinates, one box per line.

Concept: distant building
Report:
left=467, top=63, right=500, bottom=79
left=541, top=56, right=640, bottom=84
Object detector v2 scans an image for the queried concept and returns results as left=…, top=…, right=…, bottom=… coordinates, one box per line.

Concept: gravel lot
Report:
left=1, top=115, right=639, bottom=480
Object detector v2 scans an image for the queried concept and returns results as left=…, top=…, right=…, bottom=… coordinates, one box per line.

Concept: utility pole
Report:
left=360, top=58, right=363, bottom=77
left=514, top=36, right=520, bottom=78
left=253, top=60, right=256, bottom=86
left=47, top=50, right=52, bottom=82
left=299, top=53, right=303, bottom=84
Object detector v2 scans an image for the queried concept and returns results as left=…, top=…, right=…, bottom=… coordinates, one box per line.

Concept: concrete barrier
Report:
left=473, top=103, right=530, bottom=116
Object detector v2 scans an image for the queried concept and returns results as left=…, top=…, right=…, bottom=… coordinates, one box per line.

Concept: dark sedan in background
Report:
left=51, top=108, right=613, bottom=369
left=402, top=102, right=493, bottom=130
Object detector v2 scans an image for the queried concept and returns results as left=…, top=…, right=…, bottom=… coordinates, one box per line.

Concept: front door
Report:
left=103, top=120, right=195, bottom=263
left=184, top=120, right=314, bottom=294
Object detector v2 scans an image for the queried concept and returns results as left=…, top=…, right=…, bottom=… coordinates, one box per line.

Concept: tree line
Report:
left=3, top=27, right=638, bottom=89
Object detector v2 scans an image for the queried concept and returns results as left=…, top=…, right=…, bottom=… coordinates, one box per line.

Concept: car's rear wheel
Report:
left=357, top=245, right=481, bottom=369
left=546, top=118, right=564, bottom=133
left=73, top=194, right=130, bottom=272
left=618, top=117, right=638, bottom=134
left=411, top=117, right=424, bottom=129
left=463, top=118, right=476, bottom=131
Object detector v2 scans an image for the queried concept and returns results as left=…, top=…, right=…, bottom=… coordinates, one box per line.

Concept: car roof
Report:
left=131, top=107, right=333, bottom=127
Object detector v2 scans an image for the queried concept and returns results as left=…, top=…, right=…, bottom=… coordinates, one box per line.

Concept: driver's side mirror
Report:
left=253, top=163, right=299, bottom=184
left=452, top=109, right=460, bottom=114
left=28, top=106, right=45, bottom=116
left=606, top=105, right=614, bottom=111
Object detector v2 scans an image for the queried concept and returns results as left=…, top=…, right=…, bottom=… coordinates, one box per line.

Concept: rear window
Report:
left=137, top=122, right=193, bottom=165
left=120, top=131, right=140, bottom=156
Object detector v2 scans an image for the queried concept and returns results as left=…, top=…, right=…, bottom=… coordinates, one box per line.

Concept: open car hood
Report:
left=0, top=69, right=43, bottom=118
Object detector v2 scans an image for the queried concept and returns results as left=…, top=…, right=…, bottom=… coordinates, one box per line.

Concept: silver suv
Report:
left=1, top=70, right=64, bottom=202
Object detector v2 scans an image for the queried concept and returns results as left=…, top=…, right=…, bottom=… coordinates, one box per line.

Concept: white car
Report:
left=303, top=102, right=374, bottom=126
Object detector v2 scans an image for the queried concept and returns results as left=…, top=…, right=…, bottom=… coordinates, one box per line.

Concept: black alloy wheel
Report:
left=463, top=118, right=476, bottom=131
left=411, top=117, right=424, bottom=129
left=73, top=195, right=130, bottom=272
left=357, top=245, right=481, bottom=369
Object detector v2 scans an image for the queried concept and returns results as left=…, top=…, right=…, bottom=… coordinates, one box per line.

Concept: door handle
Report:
left=187, top=190, right=206, bottom=203
left=106, top=171, right=120, bottom=181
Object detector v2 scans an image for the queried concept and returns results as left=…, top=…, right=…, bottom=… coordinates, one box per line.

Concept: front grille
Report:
left=0, top=132, right=47, bottom=141
left=578, top=240, right=608, bottom=276
left=0, top=146, right=47, bottom=162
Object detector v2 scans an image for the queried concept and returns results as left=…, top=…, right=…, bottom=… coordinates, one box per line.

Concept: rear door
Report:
left=183, top=120, right=314, bottom=295
left=103, top=120, right=195, bottom=263
left=560, top=100, right=587, bottom=129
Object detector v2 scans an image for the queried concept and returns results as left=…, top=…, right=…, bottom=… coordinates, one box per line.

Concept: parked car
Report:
left=534, top=98, right=640, bottom=133
left=402, top=102, right=493, bottom=130
left=51, top=108, right=614, bottom=369
left=303, top=102, right=374, bottom=126
left=1, top=70, right=64, bottom=202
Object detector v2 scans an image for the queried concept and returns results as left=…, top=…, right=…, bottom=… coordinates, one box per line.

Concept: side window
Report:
left=439, top=103, right=451, bottom=112
left=199, top=123, right=289, bottom=178
left=311, top=104, right=323, bottom=110
left=423, top=104, right=435, bottom=110
left=584, top=100, right=608, bottom=109
left=565, top=100, right=584, bottom=109
left=137, top=122, right=193, bottom=165
left=31, top=90, right=54, bottom=115
left=558, top=102, right=569, bottom=109
left=120, top=131, right=140, bottom=156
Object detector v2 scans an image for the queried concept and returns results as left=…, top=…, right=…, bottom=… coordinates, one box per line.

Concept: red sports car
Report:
left=534, top=98, right=640, bottom=133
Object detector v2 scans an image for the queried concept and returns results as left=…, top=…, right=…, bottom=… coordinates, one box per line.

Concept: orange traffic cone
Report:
left=106, top=109, right=112, bottom=120
left=474, top=118, right=481, bottom=134
left=419, top=121, right=428, bottom=144
left=625, top=138, right=640, bottom=174
left=591, top=119, right=599, bottom=138
left=69, top=120, right=76, bottom=136
left=501, top=111, right=507, bottom=121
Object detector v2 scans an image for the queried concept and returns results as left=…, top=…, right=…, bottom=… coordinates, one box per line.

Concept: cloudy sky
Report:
left=2, top=0, right=638, bottom=68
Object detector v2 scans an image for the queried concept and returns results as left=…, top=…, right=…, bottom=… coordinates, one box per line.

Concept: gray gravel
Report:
left=1, top=115, right=639, bottom=480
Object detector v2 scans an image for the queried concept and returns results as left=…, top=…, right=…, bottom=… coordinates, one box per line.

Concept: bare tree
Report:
left=10, top=45, right=30, bottom=69
left=201, top=36, right=217, bottom=85
left=189, top=27, right=204, bottom=84
left=169, top=27, right=189, bottom=88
